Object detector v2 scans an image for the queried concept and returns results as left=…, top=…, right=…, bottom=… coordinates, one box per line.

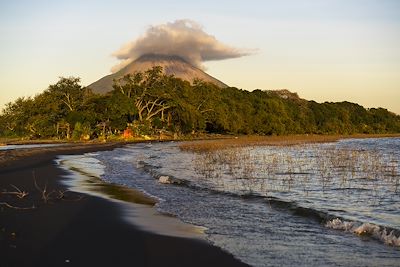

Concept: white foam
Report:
left=380, top=229, right=400, bottom=247
left=326, top=218, right=400, bottom=247
left=325, top=218, right=354, bottom=231
left=57, top=154, right=105, bottom=178
left=353, top=223, right=380, bottom=236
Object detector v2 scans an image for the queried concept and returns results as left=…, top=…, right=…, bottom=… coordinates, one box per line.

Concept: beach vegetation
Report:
left=1, top=67, right=400, bottom=140
left=185, top=142, right=400, bottom=198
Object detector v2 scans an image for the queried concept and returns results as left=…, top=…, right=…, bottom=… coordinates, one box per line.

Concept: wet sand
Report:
left=0, top=143, right=248, bottom=267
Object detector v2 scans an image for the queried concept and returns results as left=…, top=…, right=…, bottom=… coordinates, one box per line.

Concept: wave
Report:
left=137, top=159, right=400, bottom=248
left=326, top=218, right=400, bottom=247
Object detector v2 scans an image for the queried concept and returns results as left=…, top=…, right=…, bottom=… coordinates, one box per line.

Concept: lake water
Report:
left=59, top=138, right=400, bottom=266
left=0, top=143, right=64, bottom=151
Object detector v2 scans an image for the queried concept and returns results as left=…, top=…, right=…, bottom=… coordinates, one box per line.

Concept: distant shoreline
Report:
left=1, top=133, right=399, bottom=166
left=1, top=132, right=400, bottom=145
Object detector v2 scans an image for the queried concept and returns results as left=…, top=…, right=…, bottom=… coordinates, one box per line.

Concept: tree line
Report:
left=1, top=66, right=400, bottom=140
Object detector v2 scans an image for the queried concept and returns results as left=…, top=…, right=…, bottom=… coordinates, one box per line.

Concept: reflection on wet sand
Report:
left=58, top=156, right=206, bottom=239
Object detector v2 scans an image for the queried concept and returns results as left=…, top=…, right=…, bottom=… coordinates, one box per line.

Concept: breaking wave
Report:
left=326, top=218, right=400, bottom=247
left=138, top=157, right=400, bottom=248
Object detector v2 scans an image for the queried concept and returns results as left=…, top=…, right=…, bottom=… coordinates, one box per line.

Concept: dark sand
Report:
left=0, top=143, right=248, bottom=267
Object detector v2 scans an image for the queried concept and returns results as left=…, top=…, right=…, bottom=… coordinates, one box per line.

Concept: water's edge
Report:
left=54, top=139, right=400, bottom=267
left=56, top=155, right=206, bottom=239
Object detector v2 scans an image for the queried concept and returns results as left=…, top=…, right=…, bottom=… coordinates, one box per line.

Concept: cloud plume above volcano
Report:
left=111, top=19, right=251, bottom=72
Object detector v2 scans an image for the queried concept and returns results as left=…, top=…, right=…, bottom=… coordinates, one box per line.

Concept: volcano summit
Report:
left=88, top=54, right=228, bottom=94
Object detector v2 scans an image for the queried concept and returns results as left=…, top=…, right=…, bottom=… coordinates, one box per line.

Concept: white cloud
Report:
left=111, top=19, right=251, bottom=72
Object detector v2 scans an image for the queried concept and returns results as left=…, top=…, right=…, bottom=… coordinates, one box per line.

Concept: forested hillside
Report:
left=1, top=66, right=399, bottom=139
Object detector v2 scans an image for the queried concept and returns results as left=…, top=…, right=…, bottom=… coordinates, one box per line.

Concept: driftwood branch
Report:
left=1, top=184, right=29, bottom=199
left=33, top=171, right=54, bottom=204
left=0, top=172, right=84, bottom=211
left=0, top=202, right=35, bottom=210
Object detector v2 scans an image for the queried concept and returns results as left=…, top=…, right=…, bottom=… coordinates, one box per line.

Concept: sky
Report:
left=1, top=0, right=399, bottom=114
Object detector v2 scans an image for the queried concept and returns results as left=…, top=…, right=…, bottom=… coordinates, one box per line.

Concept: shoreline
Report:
left=2, top=133, right=400, bottom=145
left=57, top=153, right=207, bottom=239
left=0, top=143, right=248, bottom=267
left=179, top=133, right=400, bottom=152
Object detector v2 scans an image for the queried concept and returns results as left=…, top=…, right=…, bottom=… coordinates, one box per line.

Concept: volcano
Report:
left=88, top=54, right=228, bottom=94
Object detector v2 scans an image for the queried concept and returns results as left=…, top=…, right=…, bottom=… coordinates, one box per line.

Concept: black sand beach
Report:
left=0, top=143, right=248, bottom=267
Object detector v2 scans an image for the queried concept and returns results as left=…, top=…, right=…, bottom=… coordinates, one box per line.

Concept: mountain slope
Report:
left=88, top=54, right=228, bottom=94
